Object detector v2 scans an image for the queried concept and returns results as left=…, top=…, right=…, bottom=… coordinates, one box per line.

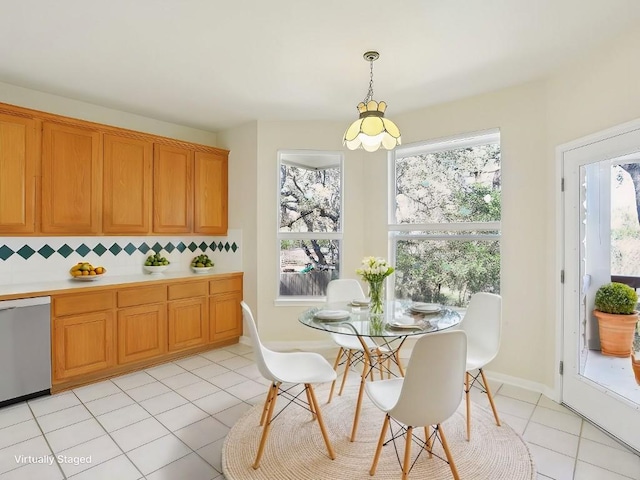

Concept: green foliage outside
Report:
left=393, top=143, right=501, bottom=306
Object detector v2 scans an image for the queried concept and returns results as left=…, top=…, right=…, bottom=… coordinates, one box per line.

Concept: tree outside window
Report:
left=390, top=132, right=501, bottom=306
left=278, top=151, right=342, bottom=297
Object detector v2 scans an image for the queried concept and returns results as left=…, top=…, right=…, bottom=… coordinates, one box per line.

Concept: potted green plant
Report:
left=632, top=323, right=640, bottom=385
left=593, top=282, right=638, bottom=357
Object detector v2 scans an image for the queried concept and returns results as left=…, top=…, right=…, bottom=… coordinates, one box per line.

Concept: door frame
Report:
left=556, top=117, right=640, bottom=450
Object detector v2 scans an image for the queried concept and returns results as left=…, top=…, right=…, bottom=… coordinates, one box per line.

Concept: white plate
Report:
left=388, top=322, right=422, bottom=330
left=410, top=302, right=442, bottom=313
left=314, top=309, right=351, bottom=321
left=71, top=275, right=104, bottom=282
left=350, top=299, right=370, bottom=306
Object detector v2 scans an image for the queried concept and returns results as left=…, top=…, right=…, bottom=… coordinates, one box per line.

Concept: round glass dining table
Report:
left=298, top=299, right=461, bottom=337
left=298, top=300, right=462, bottom=441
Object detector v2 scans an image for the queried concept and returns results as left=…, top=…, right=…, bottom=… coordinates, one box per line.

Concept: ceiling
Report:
left=0, top=0, right=639, bottom=133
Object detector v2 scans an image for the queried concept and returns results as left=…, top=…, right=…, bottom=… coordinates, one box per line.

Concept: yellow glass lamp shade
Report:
left=343, top=100, right=401, bottom=152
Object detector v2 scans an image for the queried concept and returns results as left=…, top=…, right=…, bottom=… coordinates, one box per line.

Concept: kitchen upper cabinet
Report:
left=103, top=135, right=152, bottom=234
left=0, top=113, right=38, bottom=234
left=153, top=145, right=193, bottom=233
left=194, top=151, right=228, bottom=235
left=42, top=122, right=101, bottom=234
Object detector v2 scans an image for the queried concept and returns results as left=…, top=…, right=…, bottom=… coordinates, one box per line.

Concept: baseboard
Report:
left=482, top=370, right=556, bottom=400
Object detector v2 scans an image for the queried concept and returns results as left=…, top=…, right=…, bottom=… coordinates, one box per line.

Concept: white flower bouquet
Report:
left=356, top=257, right=394, bottom=314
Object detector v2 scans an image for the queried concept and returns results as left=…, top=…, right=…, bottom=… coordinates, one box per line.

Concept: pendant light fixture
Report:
left=343, top=51, right=401, bottom=152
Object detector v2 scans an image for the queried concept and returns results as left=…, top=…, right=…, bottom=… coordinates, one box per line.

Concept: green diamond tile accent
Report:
left=209, top=242, right=217, bottom=251
left=138, top=243, right=150, bottom=254
left=93, top=244, right=107, bottom=256
left=188, top=242, right=197, bottom=252
left=199, top=242, right=208, bottom=252
left=17, top=245, right=35, bottom=260
left=124, top=243, right=137, bottom=255
left=217, top=242, right=224, bottom=251
left=109, top=243, right=122, bottom=255
left=176, top=242, right=186, bottom=253
left=57, top=244, right=73, bottom=258
left=0, top=245, right=14, bottom=261
left=231, top=242, right=238, bottom=252
left=152, top=242, right=162, bottom=253
left=165, top=242, right=175, bottom=253
left=76, top=244, right=90, bottom=256
left=38, top=245, right=55, bottom=259
left=224, top=242, right=230, bottom=252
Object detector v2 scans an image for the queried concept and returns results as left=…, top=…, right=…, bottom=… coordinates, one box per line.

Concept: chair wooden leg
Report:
left=402, top=426, right=413, bottom=480
left=259, top=383, right=276, bottom=426
left=387, top=357, right=391, bottom=379
left=327, top=348, right=344, bottom=403
left=377, top=352, right=384, bottom=380
left=305, top=386, right=317, bottom=421
left=306, top=384, right=336, bottom=460
left=350, top=351, right=370, bottom=441
left=424, top=426, right=432, bottom=458
left=338, top=350, right=352, bottom=396
left=480, top=369, right=501, bottom=427
left=438, top=424, right=460, bottom=480
left=395, top=350, right=405, bottom=377
left=465, top=371, right=471, bottom=440
left=253, top=382, right=279, bottom=469
left=370, top=414, right=390, bottom=476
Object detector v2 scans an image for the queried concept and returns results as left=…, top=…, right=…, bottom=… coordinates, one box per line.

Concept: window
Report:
left=389, top=131, right=501, bottom=306
left=278, top=150, right=343, bottom=298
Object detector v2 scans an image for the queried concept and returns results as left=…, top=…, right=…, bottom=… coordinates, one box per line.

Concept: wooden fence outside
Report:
left=279, top=271, right=334, bottom=296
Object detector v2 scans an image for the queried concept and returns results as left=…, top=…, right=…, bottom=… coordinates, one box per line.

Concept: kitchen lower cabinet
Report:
left=117, top=304, right=166, bottom=364
left=50, top=272, right=242, bottom=391
left=210, top=292, right=242, bottom=342
left=53, top=310, right=115, bottom=381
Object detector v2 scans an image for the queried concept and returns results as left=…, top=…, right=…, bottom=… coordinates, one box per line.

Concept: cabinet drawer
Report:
left=210, top=276, right=242, bottom=295
left=118, top=285, right=166, bottom=308
left=168, top=281, right=207, bottom=300
left=54, top=291, right=114, bottom=316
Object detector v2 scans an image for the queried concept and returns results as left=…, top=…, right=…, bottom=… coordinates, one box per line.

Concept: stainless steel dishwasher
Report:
left=0, top=296, right=51, bottom=407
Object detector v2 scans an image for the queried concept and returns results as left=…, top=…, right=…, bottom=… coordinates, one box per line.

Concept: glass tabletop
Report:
left=298, top=300, right=461, bottom=337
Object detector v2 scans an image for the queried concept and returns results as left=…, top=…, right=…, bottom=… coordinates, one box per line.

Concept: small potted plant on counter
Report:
left=593, top=282, right=638, bottom=357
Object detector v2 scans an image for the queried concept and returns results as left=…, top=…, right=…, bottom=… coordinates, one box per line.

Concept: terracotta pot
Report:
left=593, top=310, right=638, bottom=357
left=632, top=353, right=640, bottom=386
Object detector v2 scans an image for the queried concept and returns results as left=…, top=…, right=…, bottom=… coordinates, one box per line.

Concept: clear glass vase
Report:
left=368, top=279, right=385, bottom=314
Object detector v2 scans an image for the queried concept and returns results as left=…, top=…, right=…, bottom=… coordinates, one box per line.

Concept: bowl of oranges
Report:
left=69, top=262, right=106, bottom=281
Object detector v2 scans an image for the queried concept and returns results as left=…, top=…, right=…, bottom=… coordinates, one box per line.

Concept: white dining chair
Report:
left=325, top=279, right=391, bottom=403
left=240, top=301, right=337, bottom=469
left=459, top=292, right=502, bottom=440
left=366, top=330, right=467, bottom=480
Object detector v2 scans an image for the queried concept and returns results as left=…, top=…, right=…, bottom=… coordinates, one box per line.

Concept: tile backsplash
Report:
left=0, top=229, right=242, bottom=286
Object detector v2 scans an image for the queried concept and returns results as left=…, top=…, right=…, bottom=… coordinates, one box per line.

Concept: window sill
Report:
left=274, top=297, right=326, bottom=308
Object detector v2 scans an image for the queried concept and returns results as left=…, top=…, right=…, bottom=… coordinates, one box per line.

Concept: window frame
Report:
left=276, top=149, right=344, bottom=304
left=388, top=129, right=501, bottom=302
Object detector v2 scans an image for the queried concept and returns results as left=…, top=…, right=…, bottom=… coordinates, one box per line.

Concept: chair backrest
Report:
left=459, top=292, right=502, bottom=362
left=390, top=330, right=467, bottom=427
left=240, top=301, right=276, bottom=382
left=326, top=279, right=366, bottom=303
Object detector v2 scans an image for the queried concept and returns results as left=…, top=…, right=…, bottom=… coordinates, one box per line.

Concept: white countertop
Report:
left=0, top=269, right=242, bottom=299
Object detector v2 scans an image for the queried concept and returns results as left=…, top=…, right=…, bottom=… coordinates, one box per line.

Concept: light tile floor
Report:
left=0, top=344, right=638, bottom=479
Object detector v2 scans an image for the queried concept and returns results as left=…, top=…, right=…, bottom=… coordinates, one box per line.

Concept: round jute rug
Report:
left=222, top=386, right=536, bottom=480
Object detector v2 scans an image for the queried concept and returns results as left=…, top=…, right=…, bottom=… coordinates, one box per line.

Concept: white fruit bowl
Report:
left=143, top=265, right=169, bottom=275
left=191, top=266, right=213, bottom=274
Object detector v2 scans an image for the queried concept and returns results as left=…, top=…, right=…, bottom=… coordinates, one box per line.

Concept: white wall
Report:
left=0, top=81, right=218, bottom=145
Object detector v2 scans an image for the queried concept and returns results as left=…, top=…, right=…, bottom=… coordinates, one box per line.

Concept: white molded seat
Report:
left=366, top=330, right=467, bottom=480
left=241, top=301, right=337, bottom=468
left=325, top=279, right=391, bottom=403
left=459, top=292, right=502, bottom=440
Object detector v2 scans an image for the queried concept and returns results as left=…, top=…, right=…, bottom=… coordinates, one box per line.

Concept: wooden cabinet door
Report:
left=194, top=151, right=228, bottom=235
left=153, top=144, right=193, bottom=233
left=117, top=303, right=166, bottom=364
left=210, top=292, right=242, bottom=342
left=42, top=122, right=101, bottom=233
left=103, top=134, right=152, bottom=233
left=53, top=310, right=115, bottom=381
left=0, top=113, right=38, bottom=234
left=168, top=297, right=208, bottom=351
